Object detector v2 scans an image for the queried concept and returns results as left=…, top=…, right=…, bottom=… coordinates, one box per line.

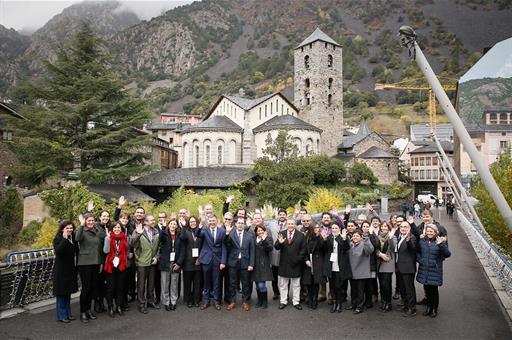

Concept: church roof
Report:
left=181, top=115, right=242, bottom=134
left=252, top=114, right=322, bottom=133
left=296, top=28, right=341, bottom=49
left=358, top=146, right=397, bottom=159
left=337, top=120, right=371, bottom=149
left=224, top=93, right=275, bottom=111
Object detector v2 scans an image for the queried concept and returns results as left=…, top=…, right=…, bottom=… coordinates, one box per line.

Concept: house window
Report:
left=419, top=157, right=425, bottom=166
left=218, top=145, right=223, bottom=164
left=305, top=78, right=310, bottom=88
left=328, top=78, right=333, bottom=89
left=328, top=94, right=332, bottom=107
left=489, top=113, right=498, bottom=124
left=327, top=55, right=333, bottom=67
left=432, top=157, right=437, bottom=166
left=500, top=140, right=509, bottom=150
left=425, top=157, right=431, bottom=166
left=426, top=169, right=431, bottom=179
left=420, top=170, right=425, bottom=179
left=499, top=113, right=508, bottom=124
left=432, top=169, right=438, bottom=179
left=304, top=55, right=310, bottom=69
left=2, top=131, right=13, bottom=141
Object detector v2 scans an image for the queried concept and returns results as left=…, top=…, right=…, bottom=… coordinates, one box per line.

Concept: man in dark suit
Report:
left=195, top=215, right=227, bottom=310
left=225, top=218, right=255, bottom=311
left=395, top=221, right=417, bottom=317
left=154, top=212, right=167, bottom=305
left=274, top=218, right=306, bottom=310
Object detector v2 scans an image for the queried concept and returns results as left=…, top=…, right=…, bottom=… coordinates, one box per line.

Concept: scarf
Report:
left=104, top=232, right=128, bottom=273
left=378, top=230, right=389, bottom=253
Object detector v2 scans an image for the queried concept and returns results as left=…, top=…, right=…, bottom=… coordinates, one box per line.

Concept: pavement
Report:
left=0, top=210, right=511, bottom=339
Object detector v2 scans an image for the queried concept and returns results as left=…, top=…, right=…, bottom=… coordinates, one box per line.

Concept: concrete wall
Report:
left=23, top=194, right=50, bottom=227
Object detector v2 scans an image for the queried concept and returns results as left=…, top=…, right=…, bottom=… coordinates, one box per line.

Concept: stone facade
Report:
left=254, top=129, right=321, bottom=159
left=358, top=158, right=399, bottom=185
left=294, top=30, right=343, bottom=156
left=182, top=131, right=243, bottom=168
left=351, top=134, right=389, bottom=156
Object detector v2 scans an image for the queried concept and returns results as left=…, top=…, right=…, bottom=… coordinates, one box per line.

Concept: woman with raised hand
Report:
left=416, top=224, right=451, bottom=318
left=103, top=223, right=129, bottom=317
left=53, top=220, right=79, bottom=323
left=75, top=213, right=106, bottom=323
left=376, top=221, right=397, bottom=312
left=251, top=224, right=273, bottom=309
left=348, top=229, right=374, bottom=314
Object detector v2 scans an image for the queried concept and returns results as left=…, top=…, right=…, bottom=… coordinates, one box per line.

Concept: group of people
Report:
left=52, top=195, right=451, bottom=324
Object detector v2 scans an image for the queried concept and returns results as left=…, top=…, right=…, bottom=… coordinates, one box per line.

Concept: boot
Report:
left=330, top=301, right=337, bottom=313
left=312, top=294, right=318, bottom=310
left=430, top=308, right=438, bottom=318
left=108, top=306, right=115, bottom=318
left=255, top=291, right=262, bottom=308
left=261, top=292, right=268, bottom=309
left=423, top=306, right=432, bottom=316
left=336, top=302, right=343, bottom=313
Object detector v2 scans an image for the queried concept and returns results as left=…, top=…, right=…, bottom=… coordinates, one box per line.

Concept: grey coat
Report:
left=349, top=237, right=374, bottom=279
left=75, top=225, right=105, bottom=266
left=377, top=235, right=397, bottom=273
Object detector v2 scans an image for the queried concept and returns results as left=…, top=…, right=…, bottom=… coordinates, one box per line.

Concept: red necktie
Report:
left=288, top=232, right=292, bottom=244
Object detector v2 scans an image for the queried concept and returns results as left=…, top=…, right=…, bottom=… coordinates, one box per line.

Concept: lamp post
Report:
left=399, top=25, right=512, bottom=232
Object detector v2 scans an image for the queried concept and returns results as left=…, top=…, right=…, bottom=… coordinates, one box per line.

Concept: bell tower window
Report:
left=327, top=55, right=333, bottom=67
left=304, top=55, right=310, bottom=69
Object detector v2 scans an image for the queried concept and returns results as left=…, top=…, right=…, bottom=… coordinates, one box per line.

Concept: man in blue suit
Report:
left=225, top=218, right=255, bottom=311
left=195, top=215, right=226, bottom=310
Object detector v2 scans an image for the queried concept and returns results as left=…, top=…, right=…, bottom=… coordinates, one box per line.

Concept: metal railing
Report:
left=457, top=210, right=512, bottom=297
left=0, top=248, right=55, bottom=310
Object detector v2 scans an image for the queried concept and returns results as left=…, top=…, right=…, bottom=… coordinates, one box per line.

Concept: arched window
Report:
left=305, top=92, right=310, bottom=105
left=325, top=42, right=328, bottom=48
left=328, top=77, right=333, bottom=89
left=194, top=145, right=200, bottom=167
left=305, top=78, right=310, bottom=88
left=204, top=143, right=211, bottom=166
left=304, top=55, right=310, bottom=69
left=328, top=94, right=332, bottom=107
left=183, top=142, right=189, bottom=168
left=217, top=145, right=223, bottom=164
left=229, top=140, right=237, bottom=163
left=327, top=55, right=333, bottom=67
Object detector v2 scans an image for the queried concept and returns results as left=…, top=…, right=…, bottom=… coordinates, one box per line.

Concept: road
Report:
left=1, top=211, right=511, bottom=339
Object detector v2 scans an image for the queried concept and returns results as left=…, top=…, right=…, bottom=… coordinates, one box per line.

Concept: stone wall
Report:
left=254, top=129, right=321, bottom=159
left=181, top=131, right=242, bottom=168
left=23, top=194, right=50, bottom=227
left=359, top=158, right=399, bottom=185
left=353, top=133, right=389, bottom=156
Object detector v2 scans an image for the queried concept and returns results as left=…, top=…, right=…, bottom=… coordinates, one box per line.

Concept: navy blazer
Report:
left=195, top=227, right=227, bottom=266
left=225, top=229, right=255, bottom=269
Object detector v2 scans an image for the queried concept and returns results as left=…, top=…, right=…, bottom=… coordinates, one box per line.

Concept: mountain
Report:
left=0, top=25, right=31, bottom=94
left=3, top=0, right=512, bottom=117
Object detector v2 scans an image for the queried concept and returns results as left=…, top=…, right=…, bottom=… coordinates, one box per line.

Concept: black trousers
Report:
left=330, top=272, right=348, bottom=303
left=271, top=265, right=279, bottom=296
left=378, top=272, right=393, bottom=304
left=307, top=283, right=319, bottom=304
left=106, top=268, right=127, bottom=308
left=78, top=265, right=99, bottom=313
left=137, top=266, right=155, bottom=307
left=424, top=285, right=439, bottom=309
left=219, top=266, right=230, bottom=303
left=228, top=264, right=251, bottom=303
left=96, top=271, right=107, bottom=301
left=397, top=272, right=416, bottom=310
left=364, top=279, right=374, bottom=306
left=183, top=270, right=202, bottom=305
left=350, top=279, right=366, bottom=309
left=154, top=268, right=161, bottom=303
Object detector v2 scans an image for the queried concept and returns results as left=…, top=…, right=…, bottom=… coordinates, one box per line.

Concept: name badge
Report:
left=330, top=253, right=338, bottom=262
left=170, top=252, right=175, bottom=262
left=238, top=252, right=242, bottom=259
left=192, top=248, right=199, bottom=257
left=113, top=256, right=120, bottom=268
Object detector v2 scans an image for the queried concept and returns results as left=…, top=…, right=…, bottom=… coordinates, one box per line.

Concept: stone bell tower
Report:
left=294, top=28, right=343, bottom=156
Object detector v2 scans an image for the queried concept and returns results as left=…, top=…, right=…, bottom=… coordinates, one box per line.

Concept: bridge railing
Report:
left=457, top=210, right=512, bottom=298
left=0, top=248, right=56, bottom=311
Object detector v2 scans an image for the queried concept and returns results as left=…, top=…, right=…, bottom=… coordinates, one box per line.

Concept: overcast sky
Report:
left=0, top=0, right=192, bottom=33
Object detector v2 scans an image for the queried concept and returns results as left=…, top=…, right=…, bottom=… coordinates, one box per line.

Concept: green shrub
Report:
left=33, top=218, right=58, bottom=249
left=17, top=220, right=42, bottom=245
left=350, top=162, right=378, bottom=185
left=0, top=188, right=23, bottom=247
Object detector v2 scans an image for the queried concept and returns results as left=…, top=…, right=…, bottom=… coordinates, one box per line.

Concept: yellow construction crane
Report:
left=375, top=80, right=457, bottom=130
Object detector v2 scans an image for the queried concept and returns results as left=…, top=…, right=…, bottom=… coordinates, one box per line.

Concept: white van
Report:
left=417, top=194, right=443, bottom=205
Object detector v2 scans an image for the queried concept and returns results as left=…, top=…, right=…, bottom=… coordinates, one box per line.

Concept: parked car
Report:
left=417, top=194, right=444, bottom=206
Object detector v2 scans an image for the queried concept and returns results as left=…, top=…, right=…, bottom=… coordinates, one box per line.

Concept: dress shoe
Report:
left=423, top=306, right=432, bottom=316
left=108, top=306, right=115, bottom=318
left=273, top=294, right=280, bottom=300
left=128, top=295, right=136, bottom=303
left=330, top=303, right=337, bottom=313
left=67, top=315, right=76, bottom=321
left=195, top=303, right=200, bottom=308
left=417, top=297, right=428, bottom=305
left=147, top=302, right=160, bottom=309
left=86, top=310, right=97, bottom=320
left=58, top=319, right=70, bottom=323
left=227, top=303, right=236, bottom=310
left=429, top=308, right=438, bottom=318
left=278, top=303, right=287, bottom=309
left=353, top=307, right=363, bottom=314
left=293, top=304, right=302, bottom=310
left=242, top=303, right=250, bottom=311
left=403, top=309, right=417, bottom=317
left=171, top=304, right=176, bottom=310
left=200, top=303, right=210, bottom=310
left=165, top=304, right=171, bottom=311
left=80, top=313, right=89, bottom=323
left=138, top=306, right=148, bottom=314
left=187, top=302, right=193, bottom=308
left=116, top=306, right=124, bottom=316
left=215, top=304, right=222, bottom=310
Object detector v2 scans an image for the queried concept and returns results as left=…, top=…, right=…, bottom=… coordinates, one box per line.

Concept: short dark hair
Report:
left=278, top=208, right=287, bottom=215
left=300, top=208, right=308, bottom=213
left=135, top=206, right=145, bottom=213
left=254, top=224, right=266, bottom=234
left=370, top=216, right=381, bottom=224
left=321, top=212, right=332, bottom=219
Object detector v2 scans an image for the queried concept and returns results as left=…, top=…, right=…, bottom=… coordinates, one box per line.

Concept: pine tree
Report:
left=10, top=24, right=153, bottom=185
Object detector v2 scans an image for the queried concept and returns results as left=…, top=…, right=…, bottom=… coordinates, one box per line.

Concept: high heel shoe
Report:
left=429, top=308, right=438, bottom=318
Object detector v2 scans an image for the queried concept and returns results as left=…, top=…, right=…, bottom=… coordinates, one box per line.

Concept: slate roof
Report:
left=0, top=102, right=25, bottom=119
left=410, top=123, right=453, bottom=142
left=87, top=184, right=155, bottom=203
left=224, top=93, right=275, bottom=111
left=409, top=141, right=454, bottom=154
left=333, top=153, right=356, bottom=162
left=296, top=28, right=341, bottom=49
left=181, top=115, right=242, bottom=134
left=252, top=114, right=322, bottom=133
left=146, top=122, right=191, bottom=131
left=358, top=146, right=397, bottom=159
left=337, top=120, right=371, bottom=149
left=132, top=167, right=253, bottom=188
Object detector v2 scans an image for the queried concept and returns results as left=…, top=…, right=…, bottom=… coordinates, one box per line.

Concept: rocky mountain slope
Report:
left=2, top=0, right=512, bottom=118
